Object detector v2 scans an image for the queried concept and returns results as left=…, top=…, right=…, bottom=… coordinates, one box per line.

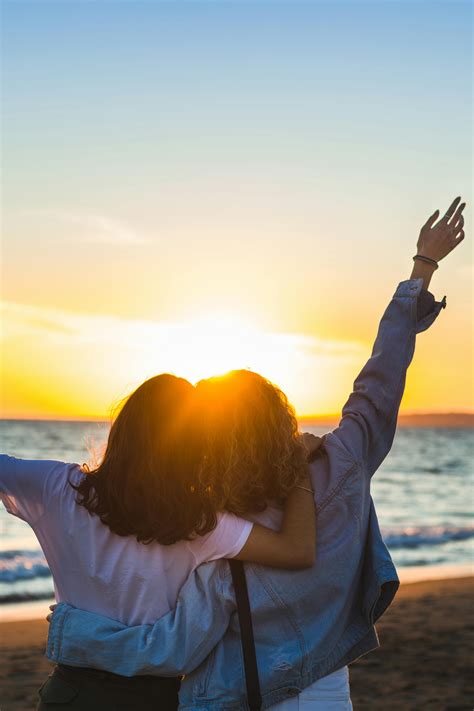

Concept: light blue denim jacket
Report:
left=47, top=279, right=446, bottom=710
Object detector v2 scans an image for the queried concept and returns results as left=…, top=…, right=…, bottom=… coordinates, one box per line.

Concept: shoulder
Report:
left=310, top=432, right=365, bottom=512
left=187, top=511, right=253, bottom=566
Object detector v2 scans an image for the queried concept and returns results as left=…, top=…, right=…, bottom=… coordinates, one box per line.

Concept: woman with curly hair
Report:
left=45, top=197, right=467, bottom=711
left=195, top=369, right=308, bottom=521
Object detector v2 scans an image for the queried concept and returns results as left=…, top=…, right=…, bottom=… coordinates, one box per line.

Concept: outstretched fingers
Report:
left=424, top=209, right=440, bottom=229
left=448, top=214, right=465, bottom=253
left=442, top=196, right=463, bottom=224
left=454, top=228, right=465, bottom=245
left=453, top=213, right=464, bottom=236
left=449, top=200, right=466, bottom=227
left=419, top=196, right=467, bottom=261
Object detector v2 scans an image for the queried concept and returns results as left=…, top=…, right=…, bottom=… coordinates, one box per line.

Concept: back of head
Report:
left=73, top=374, right=217, bottom=544
left=195, top=370, right=306, bottom=516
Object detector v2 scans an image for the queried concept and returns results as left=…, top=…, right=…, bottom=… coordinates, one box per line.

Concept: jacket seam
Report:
left=249, top=566, right=309, bottom=673
left=194, top=644, right=219, bottom=698
left=317, top=460, right=358, bottom=514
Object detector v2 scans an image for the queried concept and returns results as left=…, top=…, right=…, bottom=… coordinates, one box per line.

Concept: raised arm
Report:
left=332, top=196, right=466, bottom=476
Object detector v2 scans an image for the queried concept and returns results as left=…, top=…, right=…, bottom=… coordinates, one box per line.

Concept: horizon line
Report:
left=1, top=411, right=473, bottom=425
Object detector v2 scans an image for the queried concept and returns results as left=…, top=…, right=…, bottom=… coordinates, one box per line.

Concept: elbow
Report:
left=301, top=547, right=316, bottom=569
left=290, top=544, right=315, bottom=570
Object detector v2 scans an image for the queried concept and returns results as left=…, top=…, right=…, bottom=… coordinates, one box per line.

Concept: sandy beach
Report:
left=0, top=576, right=473, bottom=711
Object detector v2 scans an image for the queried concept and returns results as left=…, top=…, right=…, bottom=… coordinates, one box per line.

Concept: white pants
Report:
left=269, top=666, right=352, bottom=710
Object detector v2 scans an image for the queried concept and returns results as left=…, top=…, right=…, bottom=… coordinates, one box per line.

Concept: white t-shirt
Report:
left=0, top=455, right=253, bottom=625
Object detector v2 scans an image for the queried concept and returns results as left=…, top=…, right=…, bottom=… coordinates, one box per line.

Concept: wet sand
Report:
left=1, top=576, right=473, bottom=710
left=349, top=576, right=474, bottom=710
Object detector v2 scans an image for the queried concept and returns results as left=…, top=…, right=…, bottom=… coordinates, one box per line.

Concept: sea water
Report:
left=1, top=419, right=473, bottom=610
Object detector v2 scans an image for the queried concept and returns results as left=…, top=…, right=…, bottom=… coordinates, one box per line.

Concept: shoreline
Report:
left=0, top=576, right=472, bottom=711
left=397, top=561, right=473, bottom=584
left=1, top=562, right=472, bottom=623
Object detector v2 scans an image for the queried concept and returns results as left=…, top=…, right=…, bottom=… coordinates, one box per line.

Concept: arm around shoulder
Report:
left=48, top=560, right=236, bottom=676
left=233, top=471, right=316, bottom=569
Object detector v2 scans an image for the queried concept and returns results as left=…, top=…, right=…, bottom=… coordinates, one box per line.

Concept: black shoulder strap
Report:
left=229, top=559, right=262, bottom=711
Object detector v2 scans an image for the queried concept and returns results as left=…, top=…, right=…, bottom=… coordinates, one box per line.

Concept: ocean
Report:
left=1, top=419, right=473, bottom=611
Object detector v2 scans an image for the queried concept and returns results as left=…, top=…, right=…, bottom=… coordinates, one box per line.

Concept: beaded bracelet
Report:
left=413, top=254, right=439, bottom=270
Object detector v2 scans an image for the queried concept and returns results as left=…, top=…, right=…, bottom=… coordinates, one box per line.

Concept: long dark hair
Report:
left=72, top=374, right=217, bottom=544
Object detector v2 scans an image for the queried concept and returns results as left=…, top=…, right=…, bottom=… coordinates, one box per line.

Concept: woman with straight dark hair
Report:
left=0, top=372, right=318, bottom=710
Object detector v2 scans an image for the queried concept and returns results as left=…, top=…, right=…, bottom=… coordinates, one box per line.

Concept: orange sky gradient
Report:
left=1, top=3, right=472, bottom=421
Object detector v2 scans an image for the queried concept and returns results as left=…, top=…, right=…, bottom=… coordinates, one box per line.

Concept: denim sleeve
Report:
left=47, top=560, right=235, bottom=676
left=331, top=279, right=446, bottom=477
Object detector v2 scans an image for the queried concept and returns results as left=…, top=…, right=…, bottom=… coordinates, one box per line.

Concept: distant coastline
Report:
left=299, top=412, right=474, bottom=429
left=1, top=413, right=473, bottom=428
left=396, top=413, right=474, bottom=428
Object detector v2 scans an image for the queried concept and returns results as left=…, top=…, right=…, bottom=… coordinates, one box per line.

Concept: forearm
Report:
left=333, top=279, right=446, bottom=475
left=234, top=470, right=316, bottom=569
left=48, top=562, right=235, bottom=676
left=410, top=259, right=437, bottom=290
left=280, top=472, right=316, bottom=565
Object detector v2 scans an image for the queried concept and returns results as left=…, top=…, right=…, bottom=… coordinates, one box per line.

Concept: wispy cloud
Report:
left=23, top=209, right=149, bottom=245
left=0, top=301, right=364, bottom=358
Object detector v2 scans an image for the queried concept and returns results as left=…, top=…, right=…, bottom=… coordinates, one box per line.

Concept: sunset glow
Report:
left=0, top=301, right=368, bottom=419
left=1, top=2, right=472, bottom=420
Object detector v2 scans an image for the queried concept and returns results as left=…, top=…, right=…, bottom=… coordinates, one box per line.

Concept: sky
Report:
left=1, top=0, right=473, bottom=419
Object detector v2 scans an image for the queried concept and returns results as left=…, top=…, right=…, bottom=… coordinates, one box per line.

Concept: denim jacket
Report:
left=47, top=279, right=446, bottom=710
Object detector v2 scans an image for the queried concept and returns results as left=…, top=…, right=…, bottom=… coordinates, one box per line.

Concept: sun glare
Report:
left=136, top=311, right=268, bottom=385
left=127, top=309, right=366, bottom=418
left=1, top=301, right=368, bottom=419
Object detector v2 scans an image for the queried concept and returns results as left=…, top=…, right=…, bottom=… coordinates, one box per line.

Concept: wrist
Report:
left=410, top=259, right=436, bottom=290
left=413, top=253, right=439, bottom=269
left=295, top=471, right=312, bottom=488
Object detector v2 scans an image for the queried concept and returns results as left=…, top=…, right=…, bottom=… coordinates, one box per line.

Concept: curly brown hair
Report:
left=71, top=374, right=217, bottom=545
left=195, top=370, right=307, bottom=516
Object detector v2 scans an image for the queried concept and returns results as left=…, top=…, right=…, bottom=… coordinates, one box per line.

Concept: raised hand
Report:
left=417, top=196, right=466, bottom=263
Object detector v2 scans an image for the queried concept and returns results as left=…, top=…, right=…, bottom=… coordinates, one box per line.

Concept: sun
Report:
left=139, top=310, right=267, bottom=385
left=1, top=302, right=365, bottom=419
left=128, top=308, right=341, bottom=417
